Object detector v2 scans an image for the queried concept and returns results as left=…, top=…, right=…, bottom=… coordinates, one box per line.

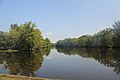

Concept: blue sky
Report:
left=0, top=0, right=120, bottom=42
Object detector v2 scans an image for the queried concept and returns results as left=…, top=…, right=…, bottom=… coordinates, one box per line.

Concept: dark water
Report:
left=0, top=48, right=120, bottom=80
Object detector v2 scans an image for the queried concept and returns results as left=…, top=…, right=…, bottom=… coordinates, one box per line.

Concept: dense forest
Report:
left=0, top=21, right=51, bottom=51
left=55, top=21, right=120, bottom=48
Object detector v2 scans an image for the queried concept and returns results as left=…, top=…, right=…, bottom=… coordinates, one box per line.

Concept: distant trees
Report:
left=78, top=35, right=92, bottom=47
left=56, top=35, right=91, bottom=48
left=0, top=21, right=51, bottom=51
left=56, top=21, right=120, bottom=48
left=55, top=35, right=93, bottom=48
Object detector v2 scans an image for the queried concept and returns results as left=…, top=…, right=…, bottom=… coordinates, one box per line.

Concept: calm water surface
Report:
left=0, top=48, right=120, bottom=80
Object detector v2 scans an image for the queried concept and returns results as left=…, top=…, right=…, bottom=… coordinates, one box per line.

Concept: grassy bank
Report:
left=0, top=74, right=47, bottom=80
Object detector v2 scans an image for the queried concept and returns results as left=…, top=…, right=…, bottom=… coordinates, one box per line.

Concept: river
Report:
left=0, top=48, right=120, bottom=80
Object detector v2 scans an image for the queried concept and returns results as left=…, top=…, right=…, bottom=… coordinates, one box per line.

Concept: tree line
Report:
left=0, top=21, right=51, bottom=51
left=55, top=21, right=120, bottom=48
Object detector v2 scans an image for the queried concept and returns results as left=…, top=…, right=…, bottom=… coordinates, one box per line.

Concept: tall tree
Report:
left=112, top=21, right=120, bottom=47
left=9, top=21, right=46, bottom=51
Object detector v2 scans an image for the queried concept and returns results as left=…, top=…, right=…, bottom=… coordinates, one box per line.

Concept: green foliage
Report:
left=41, top=38, right=51, bottom=56
left=112, top=21, right=120, bottom=47
left=56, top=21, right=120, bottom=48
left=50, top=43, right=55, bottom=48
left=92, top=28, right=113, bottom=47
left=78, top=35, right=92, bottom=47
left=0, top=21, right=51, bottom=51
left=9, top=21, right=42, bottom=50
left=55, top=35, right=93, bottom=47
left=0, top=31, right=10, bottom=49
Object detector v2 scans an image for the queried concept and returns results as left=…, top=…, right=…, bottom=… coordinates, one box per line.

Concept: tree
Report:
left=8, top=21, right=49, bottom=51
left=92, top=28, right=113, bottom=47
left=78, top=35, right=92, bottom=47
left=0, top=31, right=10, bottom=49
left=112, top=21, right=120, bottom=47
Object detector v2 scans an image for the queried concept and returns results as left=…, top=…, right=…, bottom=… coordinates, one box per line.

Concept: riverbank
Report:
left=0, top=74, right=50, bottom=80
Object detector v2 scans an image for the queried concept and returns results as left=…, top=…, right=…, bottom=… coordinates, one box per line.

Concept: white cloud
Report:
left=46, top=32, right=53, bottom=35
left=45, top=56, right=52, bottom=59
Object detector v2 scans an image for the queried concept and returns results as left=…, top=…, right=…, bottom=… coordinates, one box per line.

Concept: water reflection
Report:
left=0, top=49, right=51, bottom=77
left=0, top=47, right=120, bottom=79
left=56, top=47, right=120, bottom=76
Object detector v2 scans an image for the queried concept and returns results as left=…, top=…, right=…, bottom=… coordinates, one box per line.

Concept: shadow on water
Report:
left=0, top=48, right=51, bottom=77
left=56, top=47, right=120, bottom=76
